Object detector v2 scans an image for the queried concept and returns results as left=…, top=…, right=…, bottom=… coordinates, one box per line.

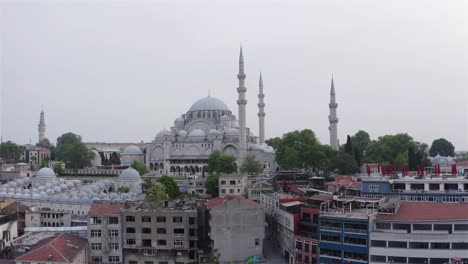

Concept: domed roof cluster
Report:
left=188, top=96, right=230, bottom=112
left=429, top=154, right=454, bottom=166
left=119, top=167, right=141, bottom=181
left=122, top=145, right=143, bottom=155
left=156, top=129, right=172, bottom=139
left=249, top=143, right=275, bottom=153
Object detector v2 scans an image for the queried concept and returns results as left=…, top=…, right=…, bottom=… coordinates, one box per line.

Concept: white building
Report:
left=370, top=202, right=468, bottom=264
left=219, top=174, right=247, bottom=198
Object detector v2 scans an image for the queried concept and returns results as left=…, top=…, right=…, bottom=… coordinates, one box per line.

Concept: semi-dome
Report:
left=177, top=130, right=188, bottom=138
left=123, top=145, right=143, bottom=155
left=188, top=129, right=206, bottom=138
left=36, top=167, right=56, bottom=178
left=175, top=117, right=185, bottom=123
left=188, top=96, right=230, bottom=112
left=208, top=129, right=223, bottom=135
left=119, top=167, right=141, bottom=181
left=156, top=129, right=172, bottom=138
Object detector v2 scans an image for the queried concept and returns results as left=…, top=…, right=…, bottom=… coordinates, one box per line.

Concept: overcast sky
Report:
left=1, top=0, right=467, bottom=150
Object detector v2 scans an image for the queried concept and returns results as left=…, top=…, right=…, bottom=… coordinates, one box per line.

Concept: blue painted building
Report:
left=318, top=197, right=379, bottom=264
left=361, top=177, right=468, bottom=203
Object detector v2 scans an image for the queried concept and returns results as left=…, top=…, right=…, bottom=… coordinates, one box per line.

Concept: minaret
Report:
left=328, top=77, right=339, bottom=150
left=258, top=73, right=265, bottom=144
left=237, top=46, right=247, bottom=159
left=38, top=107, right=46, bottom=143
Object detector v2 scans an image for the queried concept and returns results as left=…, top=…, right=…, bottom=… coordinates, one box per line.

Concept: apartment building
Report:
left=25, top=206, right=72, bottom=228
left=370, top=202, right=468, bottom=264
left=121, top=201, right=199, bottom=264
left=88, top=201, right=124, bottom=264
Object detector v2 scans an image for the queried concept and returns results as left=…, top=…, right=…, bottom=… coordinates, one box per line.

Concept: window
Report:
left=413, top=224, right=432, bottom=231
left=221, top=180, right=226, bottom=185
left=409, top=242, right=429, bottom=249
left=371, top=255, right=386, bottom=262
left=311, top=244, right=317, bottom=254
left=388, top=241, right=407, bottom=248
left=189, top=217, right=196, bottom=225
left=159, top=262, right=168, bottom=264
left=375, top=223, right=391, bottom=230
left=90, top=230, right=101, bottom=237
left=144, top=262, right=154, bottom=264
left=255, top=238, right=260, bottom=246
left=108, top=229, right=119, bottom=237
left=157, top=216, right=166, bottom=222
left=430, top=259, right=450, bottom=264
left=108, top=256, right=120, bottom=262
left=109, top=243, right=119, bottom=250
left=431, top=242, right=450, bottom=249
left=454, top=224, right=468, bottom=231
left=129, top=261, right=137, bottom=264
left=221, top=189, right=226, bottom=194
left=369, top=183, right=379, bottom=192
left=393, top=223, right=411, bottom=231
left=108, top=217, right=118, bottom=224
left=174, top=228, right=185, bottom=236
left=91, top=256, right=102, bottom=263
left=126, top=227, right=136, bottom=233
left=144, top=249, right=155, bottom=256
left=157, top=228, right=166, bottom=234
left=229, top=189, right=234, bottom=194
left=142, top=227, right=152, bottom=234
left=157, top=240, right=167, bottom=246
left=408, top=257, right=428, bottom=264
left=174, top=240, right=183, bottom=246
left=371, top=240, right=386, bottom=247
left=304, top=241, right=310, bottom=252
left=344, top=237, right=366, bottom=246
left=142, top=216, right=151, bottom=222
left=91, top=243, right=102, bottom=250
left=434, top=224, right=452, bottom=233
left=142, top=239, right=152, bottom=247
left=90, top=217, right=102, bottom=224
left=173, top=217, right=183, bottom=223
left=230, top=180, right=236, bottom=185
left=295, top=239, right=302, bottom=250
left=127, top=239, right=136, bottom=245
left=452, top=242, right=468, bottom=249
left=126, top=215, right=135, bottom=222
left=321, top=234, right=341, bottom=243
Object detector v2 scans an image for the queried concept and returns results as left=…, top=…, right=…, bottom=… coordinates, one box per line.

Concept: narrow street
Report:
left=264, top=237, right=288, bottom=264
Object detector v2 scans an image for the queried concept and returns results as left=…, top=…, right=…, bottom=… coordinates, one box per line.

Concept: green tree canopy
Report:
left=364, top=133, right=417, bottom=164
left=157, top=176, right=179, bottom=198
left=333, top=153, right=359, bottom=175
left=240, top=154, right=262, bottom=174
left=144, top=180, right=169, bottom=203
left=343, top=135, right=353, bottom=155
left=36, top=138, right=56, bottom=160
left=207, top=150, right=237, bottom=174
left=55, top=133, right=95, bottom=170
left=131, top=161, right=149, bottom=176
left=205, top=172, right=220, bottom=197
left=351, top=130, right=371, bottom=157
left=266, top=129, right=337, bottom=170
left=109, top=152, right=121, bottom=165
left=0, top=141, right=24, bottom=163
left=117, top=186, right=130, bottom=193
left=429, top=138, right=455, bottom=157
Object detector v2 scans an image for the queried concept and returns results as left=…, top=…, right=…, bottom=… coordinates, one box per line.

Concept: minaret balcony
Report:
left=237, top=99, right=247, bottom=105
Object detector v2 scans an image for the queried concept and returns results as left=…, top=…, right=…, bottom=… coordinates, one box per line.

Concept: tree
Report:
left=266, top=129, right=337, bottom=171
left=205, top=172, right=220, bottom=197
left=207, top=150, right=236, bottom=174
left=109, top=152, right=121, bottom=165
left=117, top=186, right=130, bottom=193
left=351, top=130, right=371, bottom=158
left=364, top=134, right=416, bottom=164
left=333, top=153, right=359, bottom=175
left=36, top=138, right=56, bottom=160
left=343, top=135, right=353, bottom=155
left=240, top=154, right=262, bottom=174
left=55, top=133, right=95, bottom=170
left=353, top=146, right=362, bottom=167
left=53, top=162, right=65, bottom=176
left=455, top=152, right=468, bottom=162
left=157, top=176, right=179, bottom=198
left=207, top=249, right=221, bottom=264
left=407, top=145, right=417, bottom=170
left=429, top=138, right=455, bottom=157
left=144, top=180, right=169, bottom=203
left=131, top=161, right=149, bottom=176
left=0, top=141, right=24, bottom=163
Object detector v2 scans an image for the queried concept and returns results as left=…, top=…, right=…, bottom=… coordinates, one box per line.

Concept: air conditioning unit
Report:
left=177, top=251, right=182, bottom=256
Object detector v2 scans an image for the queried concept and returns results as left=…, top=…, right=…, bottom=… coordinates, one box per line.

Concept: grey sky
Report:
left=1, top=0, right=467, bottom=150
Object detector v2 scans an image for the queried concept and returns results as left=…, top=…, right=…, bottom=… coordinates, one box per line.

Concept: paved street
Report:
left=264, top=237, right=288, bottom=264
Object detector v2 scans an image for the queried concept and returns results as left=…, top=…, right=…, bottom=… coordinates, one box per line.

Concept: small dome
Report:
left=36, top=168, right=56, bottom=178
left=188, top=96, right=230, bottom=112
left=208, top=129, right=223, bottom=135
left=220, top=115, right=230, bottom=121
left=156, top=129, right=171, bottom=138
left=119, top=167, right=141, bottom=182
left=175, top=117, right=185, bottom=124
left=177, top=130, right=188, bottom=138
left=123, top=145, right=143, bottom=155
left=188, top=129, right=206, bottom=137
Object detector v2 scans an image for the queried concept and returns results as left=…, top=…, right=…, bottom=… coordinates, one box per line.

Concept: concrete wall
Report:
left=209, top=198, right=265, bottom=263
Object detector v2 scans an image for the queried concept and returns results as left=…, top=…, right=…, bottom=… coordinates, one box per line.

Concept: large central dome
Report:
left=188, top=96, right=230, bottom=112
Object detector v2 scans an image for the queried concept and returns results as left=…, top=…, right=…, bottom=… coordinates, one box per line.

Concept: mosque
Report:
left=120, top=48, right=277, bottom=178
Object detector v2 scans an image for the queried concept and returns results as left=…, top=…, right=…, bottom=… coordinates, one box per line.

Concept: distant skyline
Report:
left=0, top=0, right=467, bottom=150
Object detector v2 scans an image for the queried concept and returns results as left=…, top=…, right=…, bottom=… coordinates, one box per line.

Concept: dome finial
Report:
left=239, top=44, right=244, bottom=64
left=208, top=89, right=211, bottom=97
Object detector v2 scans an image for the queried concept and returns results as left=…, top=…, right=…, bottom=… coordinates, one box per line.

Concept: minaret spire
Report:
left=38, top=107, right=46, bottom=143
left=328, top=76, right=339, bottom=150
left=258, top=73, right=265, bottom=144
left=237, top=46, right=247, bottom=160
